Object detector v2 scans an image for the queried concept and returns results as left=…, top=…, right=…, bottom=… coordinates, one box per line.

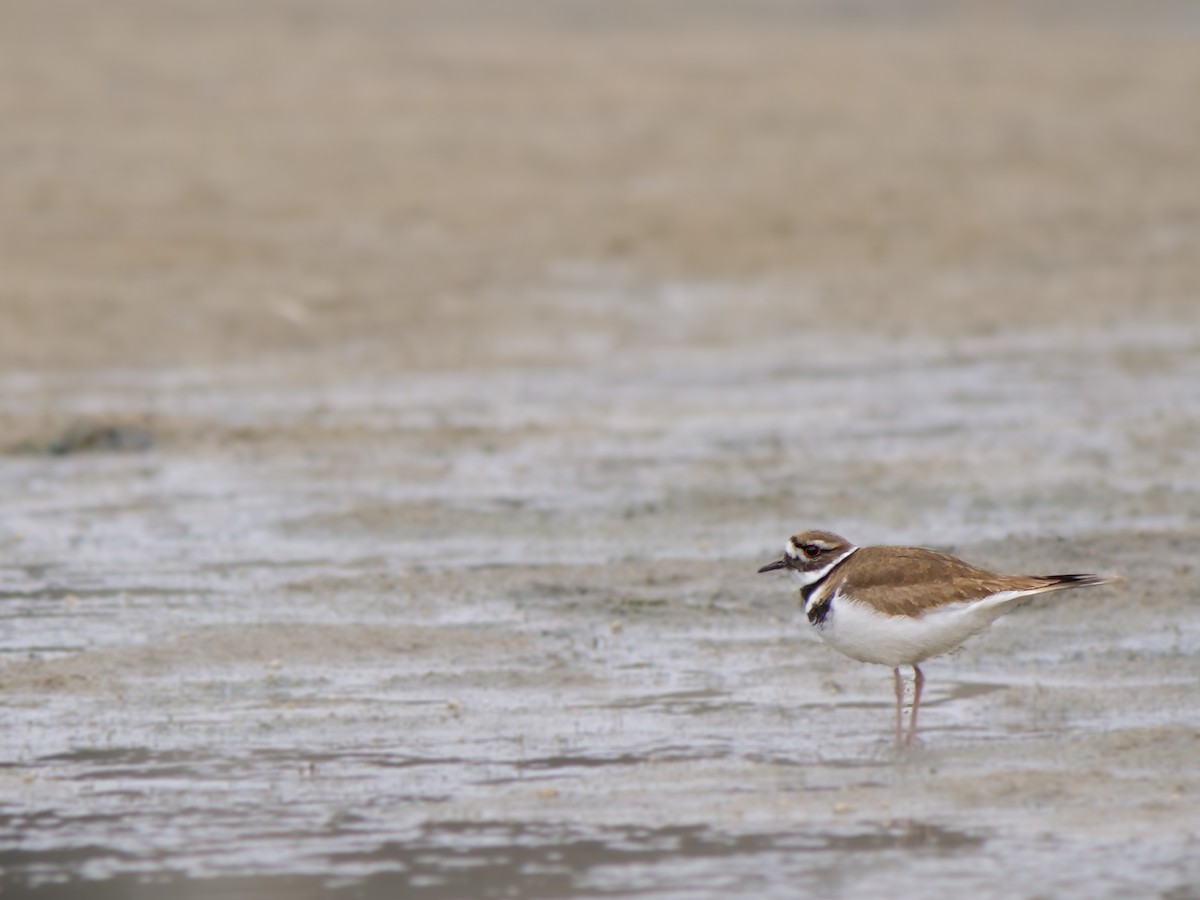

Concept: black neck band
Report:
left=802, top=567, right=838, bottom=626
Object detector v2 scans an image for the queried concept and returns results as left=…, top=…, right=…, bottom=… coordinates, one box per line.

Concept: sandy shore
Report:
left=3, top=0, right=1199, bottom=374
left=2, top=1, right=1199, bottom=897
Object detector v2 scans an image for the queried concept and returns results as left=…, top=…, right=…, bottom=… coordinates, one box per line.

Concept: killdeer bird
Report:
left=758, top=530, right=1119, bottom=745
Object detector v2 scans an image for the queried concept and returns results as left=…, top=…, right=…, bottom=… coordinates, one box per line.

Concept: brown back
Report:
left=832, top=545, right=1051, bottom=617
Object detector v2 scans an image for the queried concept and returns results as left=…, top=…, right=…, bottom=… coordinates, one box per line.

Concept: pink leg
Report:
left=893, top=667, right=905, bottom=746
left=905, top=664, right=925, bottom=746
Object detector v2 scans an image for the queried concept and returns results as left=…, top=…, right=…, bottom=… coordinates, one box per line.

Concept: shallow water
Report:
left=3, top=316, right=1200, bottom=897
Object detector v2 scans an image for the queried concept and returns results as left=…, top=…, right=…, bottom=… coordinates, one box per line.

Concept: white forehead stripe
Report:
left=788, top=539, right=834, bottom=555
left=787, top=535, right=844, bottom=556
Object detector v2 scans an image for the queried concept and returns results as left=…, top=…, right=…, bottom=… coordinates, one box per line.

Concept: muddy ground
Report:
left=2, top=1, right=1200, bottom=897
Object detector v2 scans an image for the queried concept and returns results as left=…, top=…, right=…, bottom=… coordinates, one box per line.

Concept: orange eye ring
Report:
left=802, top=544, right=821, bottom=559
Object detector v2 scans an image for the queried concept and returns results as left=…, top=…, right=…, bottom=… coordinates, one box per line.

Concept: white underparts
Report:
left=813, top=588, right=1037, bottom=667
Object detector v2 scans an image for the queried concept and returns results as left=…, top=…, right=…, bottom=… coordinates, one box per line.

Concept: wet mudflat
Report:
left=3, top=320, right=1200, bottom=898
left=4, top=0, right=1200, bottom=896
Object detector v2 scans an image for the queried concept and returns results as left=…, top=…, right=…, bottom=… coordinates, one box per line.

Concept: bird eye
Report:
left=802, top=544, right=821, bottom=559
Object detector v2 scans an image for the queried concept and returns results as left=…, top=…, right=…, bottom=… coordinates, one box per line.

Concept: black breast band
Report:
left=802, top=571, right=835, bottom=626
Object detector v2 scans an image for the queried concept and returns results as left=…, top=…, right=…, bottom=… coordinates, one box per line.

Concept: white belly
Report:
left=814, top=590, right=1028, bottom=668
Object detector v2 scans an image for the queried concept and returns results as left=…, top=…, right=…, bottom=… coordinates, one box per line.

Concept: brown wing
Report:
left=837, top=546, right=1050, bottom=617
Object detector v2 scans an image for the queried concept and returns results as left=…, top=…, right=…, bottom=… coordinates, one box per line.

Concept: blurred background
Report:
left=4, top=0, right=1198, bottom=373
left=2, top=1, right=1199, bottom=897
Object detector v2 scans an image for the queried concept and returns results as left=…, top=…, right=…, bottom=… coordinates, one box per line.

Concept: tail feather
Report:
left=1036, top=573, right=1121, bottom=591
